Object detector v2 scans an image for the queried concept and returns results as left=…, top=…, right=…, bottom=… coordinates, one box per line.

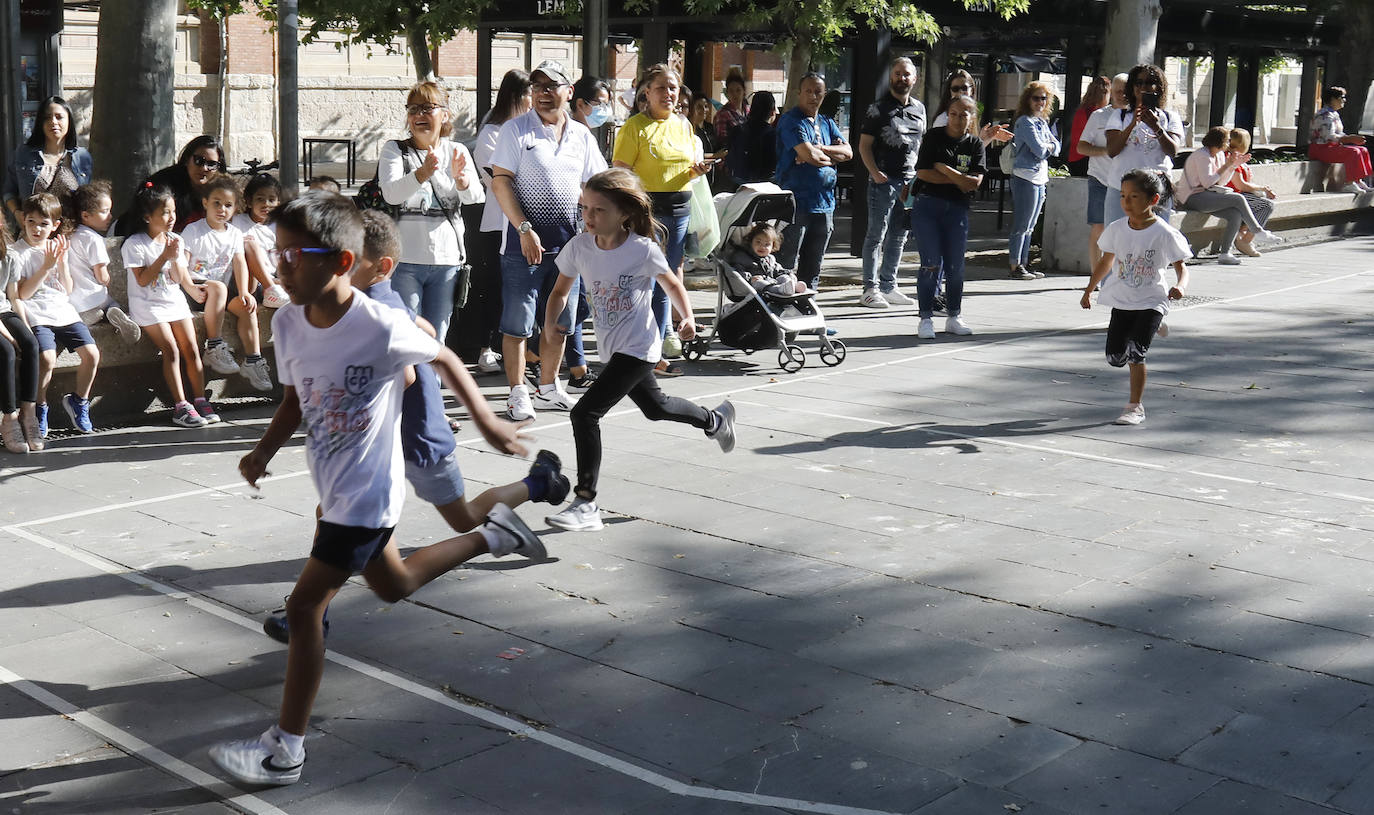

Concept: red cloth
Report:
left=1067, top=106, right=1096, bottom=163
left=1226, top=161, right=1251, bottom=193
left=1308, top=141, right=1373, bottom=183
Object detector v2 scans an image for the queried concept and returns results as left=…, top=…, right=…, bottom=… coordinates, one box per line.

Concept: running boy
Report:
left=1080, top=168, right=1191, bottom=426
left=260, top=210, right=569, bottom=643
left=68, top=181, right=140, bottom=344
left=209, top=192, right=544, bottom=786
left=12, top=193, right=101, bottom=435
left=182, top=174, right=273, bottom=390
left=544, top=169, right=736, bottom=532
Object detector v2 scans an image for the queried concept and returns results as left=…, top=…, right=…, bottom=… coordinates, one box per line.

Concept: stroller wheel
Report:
left=683, top=340, right=706, bottom=361
left=819, top=339, right=847, bottom=367
left=779, top=344, right=805, bottom=373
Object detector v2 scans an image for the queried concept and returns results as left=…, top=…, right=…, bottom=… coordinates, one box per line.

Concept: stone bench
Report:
left=44, top=236, right=281, bottom=422
left=1043, top=161, right=1374, bottom=274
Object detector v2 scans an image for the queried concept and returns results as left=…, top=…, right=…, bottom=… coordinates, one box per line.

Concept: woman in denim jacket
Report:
left=4, top=96, right=93, bottom=221
left=1007, top=82, right=1060, bottom=280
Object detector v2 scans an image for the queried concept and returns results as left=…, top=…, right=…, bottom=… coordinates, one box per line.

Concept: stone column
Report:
left=1101, top=0, right=1162, bottom=75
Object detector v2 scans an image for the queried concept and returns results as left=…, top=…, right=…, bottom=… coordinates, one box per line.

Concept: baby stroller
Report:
left=682, top=183, right=846, bottom=373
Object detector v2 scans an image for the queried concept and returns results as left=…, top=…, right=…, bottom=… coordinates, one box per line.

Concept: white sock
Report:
left=538, top=382, right=557, bottom=395
left=480, top=526, right=507, bottom=557
left=267, top=725, right=305, bottom=761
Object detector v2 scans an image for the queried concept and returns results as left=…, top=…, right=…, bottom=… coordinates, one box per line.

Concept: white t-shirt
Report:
left=1105, top=108, right=1184, bottom=188
left=1095, top=217, right=1191, bottom=314
left=1081, top=106, right=1119, bottom=187
left=67, top=225, right=114, bottom=313
left=181, top=219, right=244, bottom=285
left=473, top=122, right=507, bottom=234
left=121, top=231, right=193, bottom=326
left=232, top=213, right=278, bottom=280
left=11, top=240, right=81, bottom=327
left=555, top=232, right=670, bottom=364
left=377, top=137, right=485, bottom=266
left=272, top=290, right=442, bottom=528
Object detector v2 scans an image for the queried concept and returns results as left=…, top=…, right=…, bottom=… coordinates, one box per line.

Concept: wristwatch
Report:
left=518, top=220, right=533, bottom=235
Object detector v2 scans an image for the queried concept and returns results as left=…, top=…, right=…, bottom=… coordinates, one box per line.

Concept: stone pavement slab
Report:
left=1, top=235, right=1372, bottom=814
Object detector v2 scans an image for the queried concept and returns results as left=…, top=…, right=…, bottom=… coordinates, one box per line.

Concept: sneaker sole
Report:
left=488, top=503, right=547, bottom=559
left=107, top=309, right=142, bottom=344
left=531, top=399, right=573, bottom=411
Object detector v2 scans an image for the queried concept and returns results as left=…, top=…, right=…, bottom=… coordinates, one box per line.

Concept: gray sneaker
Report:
left=243, top=357, right=274, bottom=391
left=707, top=399, right=736, bottom=453
left=546, top=497, right=603, bottom=532
left=203, top=342, right=241, bottom=375
left=485, top=503, right=546, bottom=559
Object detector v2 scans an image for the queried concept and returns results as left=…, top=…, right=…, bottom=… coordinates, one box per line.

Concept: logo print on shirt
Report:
left=344, top=365, right=374, bottom=396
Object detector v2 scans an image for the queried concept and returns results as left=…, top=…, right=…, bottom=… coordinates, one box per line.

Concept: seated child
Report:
left=0, top=239, right=43, bottom=453
left=730, top=222, right=807, bottom=297
left=231, top=173, right=290, bottom=309
left=12, top=193, right=100, bottom=435
left=67, top=180, right=140, bottom=345
left=182, top=174, right=274, bottom=391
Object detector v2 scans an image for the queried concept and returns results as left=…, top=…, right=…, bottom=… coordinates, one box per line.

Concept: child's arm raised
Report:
left=1081, top=251, right=1115, bottom=309
left=429, top=347, right=529, bottom=457
left=1168, top=260, right=1188, bottom=301
left=239, top=385, right=302, bottom=486
left=17, top=235, right=67, bottom=299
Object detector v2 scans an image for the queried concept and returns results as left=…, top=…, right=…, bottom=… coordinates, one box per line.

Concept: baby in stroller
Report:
left=730, top=223, right=808, bottom=298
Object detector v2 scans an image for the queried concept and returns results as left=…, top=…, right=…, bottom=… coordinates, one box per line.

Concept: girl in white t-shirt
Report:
left=541, top=168, right=736, bottom=532
left=1080, top=169, right=1191, bottom=427
left=68, top=181, right=140, bottom=344
left=232, top=173, right=290, bottom=309
left=120, top=183, right=214, bottom=428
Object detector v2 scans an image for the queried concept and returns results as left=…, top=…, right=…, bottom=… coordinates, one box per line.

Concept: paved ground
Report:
left=2, top=234, right=1373, bottom=814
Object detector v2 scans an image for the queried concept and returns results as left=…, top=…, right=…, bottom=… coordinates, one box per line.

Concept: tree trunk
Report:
left=404, top=11, right=435, bottom=81
left=784, top=37, right=813, bottom=110
left=1101, top=0, right=1162, bottom=76
left=90, top=0, right=177, bottom=218
left=1331, top=0, right=1373, bottom=132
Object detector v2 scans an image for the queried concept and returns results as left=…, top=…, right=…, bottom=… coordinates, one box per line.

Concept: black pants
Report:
left=0, top=312, right=39, bottom=413
left=570, top=352, right=712, bottom=499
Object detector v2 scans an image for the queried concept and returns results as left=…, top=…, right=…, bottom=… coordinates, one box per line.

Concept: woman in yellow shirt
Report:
left=613, top=63, right=712, bottom=374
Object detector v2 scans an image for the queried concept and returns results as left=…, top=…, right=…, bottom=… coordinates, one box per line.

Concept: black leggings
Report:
left=570, top=352, right=712, bottom=499
left=0, top=312, right=39, bottom=413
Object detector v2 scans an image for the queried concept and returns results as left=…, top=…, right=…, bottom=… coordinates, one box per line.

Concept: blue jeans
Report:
left=1008, top=176, right=1046, bottom=267
left=910, top=195, right=968, bottom=319
left=393, top=262, right=460, bottom=344
left=651, top=211, right=689, bottom=338
left=779, top=210, right=834, bottom=290
left=498, top=253, right=578, bottom=339
left=861, top=179, right=909, bottom=291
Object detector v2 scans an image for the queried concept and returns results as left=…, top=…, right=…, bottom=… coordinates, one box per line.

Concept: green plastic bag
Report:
left=685, top=175, right=721, bottom=258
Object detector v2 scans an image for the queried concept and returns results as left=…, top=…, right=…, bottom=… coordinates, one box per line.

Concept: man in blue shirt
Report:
left=775, top=72, right=853, bottom=291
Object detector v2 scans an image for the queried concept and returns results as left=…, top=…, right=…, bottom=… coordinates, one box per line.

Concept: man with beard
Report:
left=856, top=57, right=925, bottom=309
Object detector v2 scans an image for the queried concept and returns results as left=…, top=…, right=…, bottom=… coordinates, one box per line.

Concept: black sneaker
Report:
left=933, top=294, right=948, bottom=315
left=263, top=601, right=330, bottom=645
left=566, top=370, right=598, bottom=393
left=523, top=362, right=541, bottom=390
left=527, top=449, right=571, bottom=505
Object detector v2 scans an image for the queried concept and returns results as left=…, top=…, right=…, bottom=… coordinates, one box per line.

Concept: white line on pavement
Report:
left=0, top=522, right=905, bottom=815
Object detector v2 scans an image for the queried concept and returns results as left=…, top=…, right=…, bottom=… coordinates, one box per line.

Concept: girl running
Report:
left=121, top=183, right=214, bottom=427
left=543, top=168, right=736, bottom=531
left=1080, top=168, right=1191, bottom=426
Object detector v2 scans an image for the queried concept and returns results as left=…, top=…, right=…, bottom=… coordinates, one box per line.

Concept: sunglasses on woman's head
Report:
left=192, top=155, right=223, bottom=170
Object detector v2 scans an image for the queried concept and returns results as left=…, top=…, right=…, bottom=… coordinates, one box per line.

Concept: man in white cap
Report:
left=491, top=59, right=607, bottom=421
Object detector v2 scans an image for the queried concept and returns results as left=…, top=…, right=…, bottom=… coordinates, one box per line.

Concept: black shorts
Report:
left=1105, top=308, right=1164, bottom=367
left=310, top=520, right=395, bottom=573
left=227, top=276, right=264, bottom=303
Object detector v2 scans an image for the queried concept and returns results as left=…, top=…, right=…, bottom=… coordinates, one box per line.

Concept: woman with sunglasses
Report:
left=930, top=71, right=1011, bottom=146
left=1006, top=81, right=1061, bottom=280
left=378, top=81, right=484, bottom=346
left=4, top=96, right=93, bottom=224
left=1310, top=86, right=1372, bottom=193
left=117, top=135, right=227, bottom=236
left=1103, top=64, right=1184, bottom=224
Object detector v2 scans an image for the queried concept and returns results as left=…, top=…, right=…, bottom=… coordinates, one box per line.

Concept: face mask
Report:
left=586, top=104, right=611, bottom=128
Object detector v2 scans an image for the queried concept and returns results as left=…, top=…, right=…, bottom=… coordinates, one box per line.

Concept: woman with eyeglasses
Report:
left=1310, top=86, right=1372, bottom=193
left=379, top=81, right=484, bottom=346
left=1007, top=81, right=1061, bottom=280
left=117, top=134, right=226, bottom=236
left=4, top=96, right=93, bottom=224
left=1103, top=64, right=1184, bottom=225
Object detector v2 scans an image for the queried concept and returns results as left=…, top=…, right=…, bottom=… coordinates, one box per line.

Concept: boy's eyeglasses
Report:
left=191, top=155, right=224, bottom=170
left=271, top=247, right=340, bottom=267
left=406, top=103, right=442, bottom=115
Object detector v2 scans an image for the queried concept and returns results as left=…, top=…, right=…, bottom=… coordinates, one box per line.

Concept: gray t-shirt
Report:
left=0, top=254, right=16, bottom=315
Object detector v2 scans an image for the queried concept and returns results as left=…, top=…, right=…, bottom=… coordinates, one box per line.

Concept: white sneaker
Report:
left=662, top=333, right=683, bottom=359
left=506, top=384, right=534, bottom=421
left=532, top=384, right=575, bottom=411
left=209, top=728, right=304, bottom=786
left=917, top=318, right=936, bottom=339
left=476, top=349, right=502, bottom=373
left=858, top=289, right=889, bottom=309
left=1114, top=404, right=1145, bottom=426
left=707, top=400, right=736, bottom=453
left=105, top=306, right=141, bottom=345
left=1251, top=230, right=1283, bottom=247
left=546, top=497, right=604, bottom=532
left=1217, top=253, right=1242, bottom=266
left=944, top=316, right=973, bottom=335
left=484, top=503, right=546, bottom=559
left=243, top=357, right=274, bottom=391
left=263, top=284, right=291, bottom=309
left=203, top=343, right=241, bottom=375
left=882, top=289, right=915, bottom=306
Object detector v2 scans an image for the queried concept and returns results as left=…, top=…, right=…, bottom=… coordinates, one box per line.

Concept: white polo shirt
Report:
left=491, top=109, right=606, bottom=258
